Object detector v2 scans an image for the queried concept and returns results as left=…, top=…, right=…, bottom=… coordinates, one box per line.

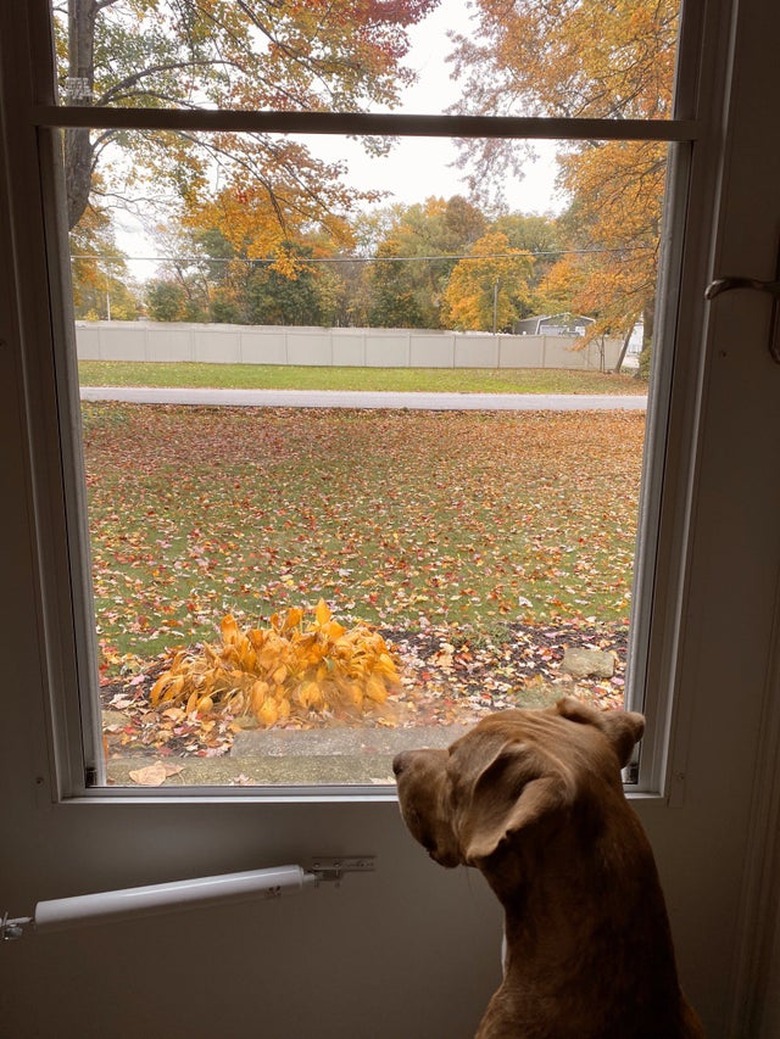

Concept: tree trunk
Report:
left=65, top=0, right=98, bottom=230
left=642, top=297, right=655, bottom=350
left=613, top=317, right=638, bottom=373
left=65, top=127, right=93, bottom=230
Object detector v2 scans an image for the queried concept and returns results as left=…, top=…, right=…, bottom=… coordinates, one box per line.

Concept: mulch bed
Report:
left=100, top=621, right=629, bottom=761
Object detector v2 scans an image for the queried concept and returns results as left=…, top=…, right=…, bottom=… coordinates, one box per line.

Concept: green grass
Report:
left=78, top=360, right=646, bottom=395
left=83, top=403, right=645, bottom=674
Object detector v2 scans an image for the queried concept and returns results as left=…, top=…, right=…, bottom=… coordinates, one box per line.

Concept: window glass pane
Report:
left=64, top=126, right=667, bottom=786
left=53, top=0, right=679, bottom=119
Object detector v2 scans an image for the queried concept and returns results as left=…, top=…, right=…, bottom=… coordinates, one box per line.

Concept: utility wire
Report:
left=71, top=245, right=654, bottom=265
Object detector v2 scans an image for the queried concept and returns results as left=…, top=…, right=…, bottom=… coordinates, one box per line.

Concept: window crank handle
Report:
left=705, top=270, right=780, bottom=364
left=705, top=276, right=780, bottom=300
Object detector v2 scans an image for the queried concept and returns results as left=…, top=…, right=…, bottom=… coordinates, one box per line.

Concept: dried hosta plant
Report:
left=150, top=601, right=399, bottom=727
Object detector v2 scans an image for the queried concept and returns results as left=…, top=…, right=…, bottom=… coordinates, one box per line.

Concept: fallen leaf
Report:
left=128, top=762, right=184, bottom=786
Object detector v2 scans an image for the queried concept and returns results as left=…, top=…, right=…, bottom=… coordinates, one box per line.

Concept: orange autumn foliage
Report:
left=451, top=0, right=679, bottom=342
left=150, top=601, right=400, bottom=727
left=442, top=231, right=534, bottom=331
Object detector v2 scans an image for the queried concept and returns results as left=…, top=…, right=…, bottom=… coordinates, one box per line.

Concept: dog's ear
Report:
left=555, top=696, right=645, bottom=768
left=459, top=743, right=572, bottom=864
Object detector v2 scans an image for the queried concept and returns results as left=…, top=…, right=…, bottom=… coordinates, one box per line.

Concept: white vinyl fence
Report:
left=76, top=321, right=627, bottom=371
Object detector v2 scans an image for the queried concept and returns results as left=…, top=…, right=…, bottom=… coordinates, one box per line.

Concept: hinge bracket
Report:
left=308, top=856, right=376, bottom=887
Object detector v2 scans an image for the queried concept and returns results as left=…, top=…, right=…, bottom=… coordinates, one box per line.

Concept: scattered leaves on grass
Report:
left=83, top=404, right=644, bottom=682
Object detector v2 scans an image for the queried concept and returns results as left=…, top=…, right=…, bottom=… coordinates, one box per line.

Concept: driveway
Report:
left=80, top=387, right=648, bottom=410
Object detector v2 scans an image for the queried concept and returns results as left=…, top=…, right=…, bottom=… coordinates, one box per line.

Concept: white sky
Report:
left=114, top=0, right=564, bottom=280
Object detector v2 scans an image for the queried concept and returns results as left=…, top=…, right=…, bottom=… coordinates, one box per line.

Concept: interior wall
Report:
left=0, top=805, right=504, bottom=1039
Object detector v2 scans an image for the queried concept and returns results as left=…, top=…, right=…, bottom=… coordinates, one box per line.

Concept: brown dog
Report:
left=393, top=697, right=704, bottom=1038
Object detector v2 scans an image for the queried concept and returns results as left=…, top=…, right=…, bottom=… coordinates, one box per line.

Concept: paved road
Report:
left=80, top=386, right=647, bottom=410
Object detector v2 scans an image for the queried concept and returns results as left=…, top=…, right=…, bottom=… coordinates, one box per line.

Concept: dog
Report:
left=393, top=697, right=704, bottom=1038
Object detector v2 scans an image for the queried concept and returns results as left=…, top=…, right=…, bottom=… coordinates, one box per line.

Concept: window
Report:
left=25, top=0, right=704, bottom=791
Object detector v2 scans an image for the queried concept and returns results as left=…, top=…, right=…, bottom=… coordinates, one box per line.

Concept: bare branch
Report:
left=97, top=59, right=241, bottom=106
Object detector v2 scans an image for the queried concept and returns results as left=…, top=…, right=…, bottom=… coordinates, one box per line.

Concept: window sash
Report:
left=33, top=104, right=696, bottom=141
left=12, top=0, right=727, bottom=801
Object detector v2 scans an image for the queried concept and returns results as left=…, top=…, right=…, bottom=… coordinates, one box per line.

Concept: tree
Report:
left=146, top=278, right=190, bottom=321
left=244, top=245, right=331, bottom=326
left=59, top=0, right=440, bottom=237
left=492, top=211, right=564, bottom=306
left=442, top=231, right=534, bottom=332
left=148, top=224, right=343, bottom=325
left=534, top=252, right=586, bottom=316
left=450, top=0, right=678, bottom=346
left=550, top=139, right=665, bottom=339
left=144, top=225, right=213, bottom=320
left=369, top=195, right=488, bottom=328
left=69, top=188, right=141, bottom=318
left=493, top=212, right=562, bottom=258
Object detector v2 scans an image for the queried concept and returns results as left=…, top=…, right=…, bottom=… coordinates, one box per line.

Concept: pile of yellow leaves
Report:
left=149, top=601, right=399, bottom=727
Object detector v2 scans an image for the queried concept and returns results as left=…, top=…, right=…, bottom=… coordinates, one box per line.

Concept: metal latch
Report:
left=705, top=242, right=780, bottom=363
left=1, top=912, right=31, bottom=941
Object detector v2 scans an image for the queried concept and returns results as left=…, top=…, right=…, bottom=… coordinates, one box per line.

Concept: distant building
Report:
left=514, top=312, right=595, bottom=337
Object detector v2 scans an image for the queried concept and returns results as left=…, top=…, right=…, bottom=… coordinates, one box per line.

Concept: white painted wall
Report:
left=76, top=320, right=626, bottom=371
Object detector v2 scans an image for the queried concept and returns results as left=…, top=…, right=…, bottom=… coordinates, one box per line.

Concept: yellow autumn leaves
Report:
left=149, top=601, right=399, bottom=727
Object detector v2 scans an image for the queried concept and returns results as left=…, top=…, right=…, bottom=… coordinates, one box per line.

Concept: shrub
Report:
left=149, top=601, right=399, bottom=727
left=637, top=346, right=652, bottom=380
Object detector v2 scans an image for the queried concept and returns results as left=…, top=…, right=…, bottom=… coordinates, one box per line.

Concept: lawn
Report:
left=82, top=403, right=645, bottom=682
left=78, top=360, right=646, bottom=395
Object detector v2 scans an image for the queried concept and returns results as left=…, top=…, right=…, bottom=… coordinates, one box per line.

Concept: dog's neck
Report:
left=480, top=795, right=688, bottom=1038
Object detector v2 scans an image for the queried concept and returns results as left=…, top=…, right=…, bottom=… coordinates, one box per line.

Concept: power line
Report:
left=71, top=244, right=655, bottom=266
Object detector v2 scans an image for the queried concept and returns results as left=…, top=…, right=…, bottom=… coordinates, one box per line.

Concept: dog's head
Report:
left=393, top=697, right=644, bottom=871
